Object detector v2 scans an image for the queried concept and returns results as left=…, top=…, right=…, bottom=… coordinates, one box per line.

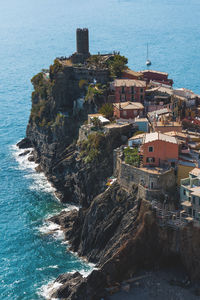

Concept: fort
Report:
left=69, top=28, right=91, bottom=64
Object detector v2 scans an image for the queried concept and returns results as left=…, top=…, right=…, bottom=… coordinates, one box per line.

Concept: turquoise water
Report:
left=1, top=0, right=200, bottom=298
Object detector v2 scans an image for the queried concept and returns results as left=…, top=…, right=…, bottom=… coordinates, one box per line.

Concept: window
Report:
left=140, top=95, right=143, bottom=101
left=183, top=189, right=186, bottom=195
left=123, top=110, right=127, bottom=117
left=150, top=182, right=154, bottom=189
left=122, top=86, right=125, bottom=94
left=131, top=95, right=134, bottom=101
left=148, top=146, right=153, bottom=152
left=171, top=162, right=175, bottom=168
left=193, top=209, right=196, bottom=217
left=140, top=88, right=143, bottom=93
left=193, top=196, right=196, bottom=204
left=146, top=157, right=155, bottom=163
left=131, top=86, right=135, bottom=94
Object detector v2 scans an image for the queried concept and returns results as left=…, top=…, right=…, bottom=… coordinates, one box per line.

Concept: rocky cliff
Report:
left=18, top=57, right=200, bottom=300
left=49, top=182, right=200, bottom=299
left=22, top=59, right=125, bottom=206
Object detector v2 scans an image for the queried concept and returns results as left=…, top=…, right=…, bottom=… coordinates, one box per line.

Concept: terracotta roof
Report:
left=148, top=108, right=172, bottom=119
left=141, top=70, right=168, bottom=76
left=191, top=187, right=200, bottom=197
left=129, top=133, right=145, bottom=140
left=189, top=168, right=200, bottom=177
left=88, top=113, right=103, bottom=117
left=113, top=79, right=146, bottom=88
left=155, top=122, right=182, bottom=127
left=143, top=132, right=178, bottom=144
left=114, top=102, right=144, bottom=110
left=181, top=201, right=192, bottom=207
left=146, top=86, right=173, bottom=95
left=165, top=131, right=187, bottom=139
left=123, top=69, right=143, bottom=77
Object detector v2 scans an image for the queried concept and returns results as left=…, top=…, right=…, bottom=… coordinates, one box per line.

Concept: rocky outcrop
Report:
left=49, top=183, right=163, bottom=299
left=49, top=182, right=200, bottom=299
left=20, top=57, right=200, bottom=300
left=17, top=137, right=32, bottom=149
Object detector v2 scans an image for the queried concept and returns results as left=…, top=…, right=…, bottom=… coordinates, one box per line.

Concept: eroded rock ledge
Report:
left=49, top=182, right=200, bottom=299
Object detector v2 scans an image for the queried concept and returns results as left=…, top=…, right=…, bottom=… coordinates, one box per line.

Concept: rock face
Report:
left=24, top=60, right=131, bottom=206
left=21, top=58, right=200, bottom=299
left=50, top=182, right=200, bottom=299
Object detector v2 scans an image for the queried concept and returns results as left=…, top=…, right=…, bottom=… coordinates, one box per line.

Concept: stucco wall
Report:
left=114, top=150, right=176, bottom=195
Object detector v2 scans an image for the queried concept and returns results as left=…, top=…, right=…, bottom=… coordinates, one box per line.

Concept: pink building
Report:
left=113, top=102, right=144, bottom=119
left=141, top=132, right=179, bottom=167
left=112, top=79, right=146, bottom=103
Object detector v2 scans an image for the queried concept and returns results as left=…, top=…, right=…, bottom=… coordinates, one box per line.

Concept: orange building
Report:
left=141, top=132, right=179, bottom=167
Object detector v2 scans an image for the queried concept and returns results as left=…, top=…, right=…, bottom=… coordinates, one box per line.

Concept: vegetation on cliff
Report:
left=124, top=146, right=140, bottom=167
left=79, top=132, right=106, bottom=163
left=99, top=103, right=114, bottom=119
left=107, top=54, right=128, bottom=77
left=87, top=54, right=128, bottom=78
left=31, top=72, right=52, bottom=101
left=49, top=59, right=64, bottom=78
left=85, top=83, right=106, bottom=103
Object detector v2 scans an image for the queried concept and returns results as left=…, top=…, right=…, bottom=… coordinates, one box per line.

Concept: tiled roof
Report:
left=182, top=201, right=192, bottom=207
left=123, top=69, right=143, bottom=77
left=191, top=187, right=200, bottom=197
left=129, top=133, right=145, bottom=140
left=114, top=102, right=144, bottom=110
left=148, top=108, right=172, bottom=119
left=189, top=168, right=200, bottom=177
left=143, top=132, right=178, bottom=144
left=141, top=70, right=168, bottom=76
left=146, top=86, right=173, bottom=95
left=113, top=79, right=146, bottom=88
left=165, top=131, right=187, bottom=139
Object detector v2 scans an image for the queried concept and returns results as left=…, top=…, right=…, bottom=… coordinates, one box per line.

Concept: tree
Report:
left=99, top=103, right=113, bottom=119
left=92, top=117, right=103, bottom=129
left=107, top=54, right=128, bottom=78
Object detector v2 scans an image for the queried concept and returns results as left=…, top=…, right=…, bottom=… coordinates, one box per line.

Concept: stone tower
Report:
left=76, top=28, right=89, bottom=55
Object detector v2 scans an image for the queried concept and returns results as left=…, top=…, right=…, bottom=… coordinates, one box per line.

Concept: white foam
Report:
left=36, top=265, right=59, bottom=271
left=38, top=221, right=65, bottom=241
left=62, top=204, right=80, bottom=212
left=11, top=144, right=56, bottom=195
left=11, top=144, right=37, bottom=171
left=38, top=280, right=62, bottom=300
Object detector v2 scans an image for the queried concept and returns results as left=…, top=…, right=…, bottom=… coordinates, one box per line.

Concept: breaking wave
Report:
left=11, top=144, right=56, bottom=195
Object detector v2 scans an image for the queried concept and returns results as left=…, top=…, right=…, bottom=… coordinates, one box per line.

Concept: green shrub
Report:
left=99, top=103, right=113, bottom=119
left=80, top=132, right=105, bottom=163
left=85, top=84, right=104, bottom=102
left=50, top=59, right=64, bottom=75
left=124, top=147, right=140, bottom=167
left=31, top=100, right=46, bottom=121
left=107, top=54, right=128, bottom=78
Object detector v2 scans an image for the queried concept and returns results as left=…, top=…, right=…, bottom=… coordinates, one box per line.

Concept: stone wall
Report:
left=114, top=149, right=176, bottom=196
left=71, top=66, right=110, bottom=84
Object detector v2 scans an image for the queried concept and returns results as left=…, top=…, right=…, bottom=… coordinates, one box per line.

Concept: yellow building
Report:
left=177, top=161, right=196, bottom=186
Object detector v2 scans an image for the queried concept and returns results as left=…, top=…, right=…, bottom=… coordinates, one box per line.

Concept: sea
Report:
left=0, top=0, right=200, bottom=299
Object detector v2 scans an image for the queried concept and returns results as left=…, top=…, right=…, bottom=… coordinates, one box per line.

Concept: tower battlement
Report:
left=76, top=28, right=89, bottom=55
